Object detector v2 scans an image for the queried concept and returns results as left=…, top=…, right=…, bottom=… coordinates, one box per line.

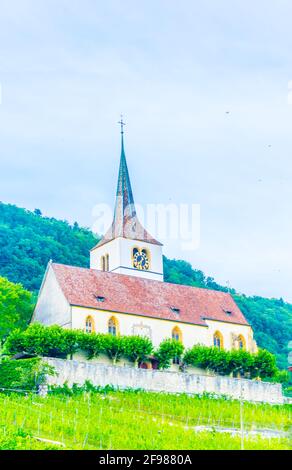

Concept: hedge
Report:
left=2, top=324, right=280, bottom=380
left=183, top=345, right=278, bottom=379
left=4, top=324, right=154, bottom=368
left=154, top=339, right=184, bottom=370
left=0, top=358, right=54, bottom=392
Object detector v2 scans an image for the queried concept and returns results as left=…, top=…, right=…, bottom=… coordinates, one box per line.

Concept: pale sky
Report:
left=0, top=0, right=292, bottom=302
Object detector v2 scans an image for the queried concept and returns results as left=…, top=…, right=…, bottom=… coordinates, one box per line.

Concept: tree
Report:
left=103, top=335, right=126, bottom=365
left=154, top=339, right=184, bottom=370
left=251, top=349, right=278, bottom=379
left=0, top=277, right=34, bottom=344
left=123, top=336, right=153, bottom=368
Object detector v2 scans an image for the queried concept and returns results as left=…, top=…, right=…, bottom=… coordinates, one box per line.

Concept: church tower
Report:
left=90, top=119, right=164, bottom=281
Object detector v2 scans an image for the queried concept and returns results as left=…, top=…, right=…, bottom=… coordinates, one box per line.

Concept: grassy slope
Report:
left=0, top=201, right=291, bottom=369
left=0, top=391, right=291, bottom=450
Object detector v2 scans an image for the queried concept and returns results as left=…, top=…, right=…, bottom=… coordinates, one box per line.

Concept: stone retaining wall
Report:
left=44, top=358, right=284, bottom=405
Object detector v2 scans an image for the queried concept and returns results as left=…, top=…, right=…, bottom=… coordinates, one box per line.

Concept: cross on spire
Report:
left=118, top=114, right=126, bottom=135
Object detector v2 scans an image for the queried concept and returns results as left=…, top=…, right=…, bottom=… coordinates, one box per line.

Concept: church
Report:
left=33, top=123, right=257, bottom=368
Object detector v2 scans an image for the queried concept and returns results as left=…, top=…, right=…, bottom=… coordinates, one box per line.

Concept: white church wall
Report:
left=44, top=358, right=284, bottom=405
left=71, top=307, right=254, bottom=352
left=90, top=238, right=121, bottom=272
left=32, top=265, right=71, bottom=328
left=204, top=319, right=254, bottom=351
left=72, top=306, right=211, bottom=349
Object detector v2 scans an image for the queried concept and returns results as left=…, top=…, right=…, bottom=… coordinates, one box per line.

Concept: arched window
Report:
left=108, top=317, right=119, bottom=336
left=213, top=331, right=224, bottom=349
left=172, top=327, right=182, bottom=365
left=85, top=316, right=94, bottom=334
left=172, top=326, right=182, bottom=342
left=101, top=255, right=109, bottom=272
left=238, top=335, right=246, bottom=350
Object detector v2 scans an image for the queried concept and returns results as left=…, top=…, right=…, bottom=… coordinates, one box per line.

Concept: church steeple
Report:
left=95, top=118, right=162, bottom=248
left=90, top=119, right=163, bottom=281
left=114, top=117, right=136, bottom=222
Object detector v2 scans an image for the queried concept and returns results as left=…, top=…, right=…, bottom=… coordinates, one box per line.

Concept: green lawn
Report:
left=0, top=391, right=291, bottom=450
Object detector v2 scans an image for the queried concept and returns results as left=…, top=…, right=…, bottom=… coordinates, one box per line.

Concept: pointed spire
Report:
left=94, top=118, right=162, bottom=248
left=115, top=117, right=136, bottom=220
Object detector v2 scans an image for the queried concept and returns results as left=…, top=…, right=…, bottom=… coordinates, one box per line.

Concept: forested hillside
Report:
left=0, top=201, right=291, bottom=369
left=0, top=203, right=97, bottom=291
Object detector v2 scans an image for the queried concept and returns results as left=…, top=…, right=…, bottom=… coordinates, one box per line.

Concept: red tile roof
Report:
left=51, top=263, right=249, bottom=327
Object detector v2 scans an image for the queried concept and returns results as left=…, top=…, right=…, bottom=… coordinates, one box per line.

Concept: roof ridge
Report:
left=52, top=262, right=233, bottom=297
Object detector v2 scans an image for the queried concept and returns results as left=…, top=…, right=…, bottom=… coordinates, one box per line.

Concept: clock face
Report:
left=133, top=248, right=150, bottom=270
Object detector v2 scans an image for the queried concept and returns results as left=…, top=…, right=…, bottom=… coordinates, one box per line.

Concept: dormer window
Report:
left=224, top=310, right=233, bottom=316
left=170, top=307, right=180, bottom=315
left=96, top=296, right=105, bottom=303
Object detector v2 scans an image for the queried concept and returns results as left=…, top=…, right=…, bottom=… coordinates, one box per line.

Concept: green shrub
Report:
left=102, top=335, right=127, bottom=364
left=228, top=349, right=255, bottom=376
left=123, top=336, right=153, bottom=367
left=0, top=276, right=34, bottom=344
left=77, top=331, right=107, bottom=359
left=4, top=324, right=73, bottom=358
left=50, top=381, right=116, bottom=396
left=2, top=325, right=281, bottom=381
left=0, top=357, right=55, bottom=392
left=3, top=328, right=27, bottom=356
left=183, top=345, right=230, bottom=375
left=154, top=339, right=184, bottom=370
left=251, top=349, right=278, bottom=379
left=0, top=427, right=60, bottom=450
left=183, top=345, right=279, bottom=380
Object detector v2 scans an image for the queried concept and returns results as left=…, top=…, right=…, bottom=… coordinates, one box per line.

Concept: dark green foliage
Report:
left=3, top=325, right=283, bottom=381
left=78, top=333, right=153, bottom=366
left=183, top=345, right=231, bottom=375
left=233, top=295, right=292, bottom=370
left=102, top=335, right=127, bottom=364
left=227, top=349, right=255, bottom=376
left=77, top=331, right=106, bottom=360
left=0, top=427, right=59, bottom=450
left=123, top=336, right=153, bottom=367
left=251, top=349, right=278, bottom=380
left=154, top=339, right=184, bottom=370
left=164, top=258, right=292, bottom=370
left=163, top=257, right=232, bottom=292
left=0, top=202, right=98, bottom=291
left=4, top=324, right=76, bottom=359
left=0, top=357, right=54, bottom=391
left=183, top=345, right=278, bottom=379
left=4, top=325, right=153, bottom=367
left=0, top=276, right=34, bottom=343
left=50, top=381, right=117, bottom=397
